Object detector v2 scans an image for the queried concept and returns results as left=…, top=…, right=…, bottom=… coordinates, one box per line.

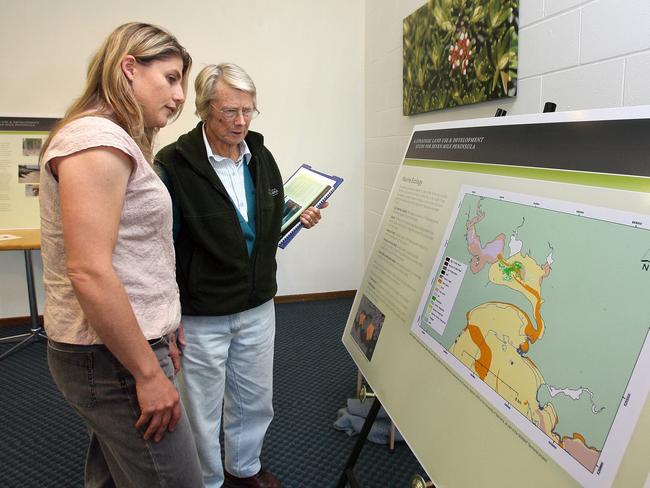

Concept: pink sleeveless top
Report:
left=40, top=117, right=180, bottom=344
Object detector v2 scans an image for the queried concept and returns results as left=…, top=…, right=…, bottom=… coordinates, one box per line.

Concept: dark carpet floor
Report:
left=0, top=298, right=424, bottom=487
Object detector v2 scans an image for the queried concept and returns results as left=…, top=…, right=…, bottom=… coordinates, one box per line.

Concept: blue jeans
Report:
left=47, top=338, right=204, bottom=488
left=180, top=300, right=275, bottom=488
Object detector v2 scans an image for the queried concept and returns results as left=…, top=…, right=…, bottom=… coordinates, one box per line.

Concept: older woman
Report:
left=40, top=22, right=203, bottom=487
left=156, top=63, right=324, bottom=488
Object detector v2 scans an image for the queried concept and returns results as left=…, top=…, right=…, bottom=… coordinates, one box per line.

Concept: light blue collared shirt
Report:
left=202, top=126, right=253, bottom=221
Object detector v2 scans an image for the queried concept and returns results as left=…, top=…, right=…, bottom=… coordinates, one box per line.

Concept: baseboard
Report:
left=0, top=316, right=40, bottom=328
left=274, top=290, right=356, bottom=304
left=0, top=291, right=357, bottom=327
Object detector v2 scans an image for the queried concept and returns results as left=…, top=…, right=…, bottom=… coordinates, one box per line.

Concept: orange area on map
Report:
left=467, top=323, right=492, bottom=380
left=496, top=254, right=545, bottom=353
left=564, top=432, right=587, bottom=447
left=515, top=276, right=544, bottom=343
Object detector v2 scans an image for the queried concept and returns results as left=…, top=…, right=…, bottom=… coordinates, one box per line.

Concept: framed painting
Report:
left=403, top=0, right=518, bottom=115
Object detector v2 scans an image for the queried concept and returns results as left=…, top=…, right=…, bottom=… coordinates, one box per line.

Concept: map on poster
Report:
left=412, top=185, right=650, bottom=484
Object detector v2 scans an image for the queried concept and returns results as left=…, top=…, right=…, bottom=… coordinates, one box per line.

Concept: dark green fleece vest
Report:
left=155, top=123, right=284, bottom=316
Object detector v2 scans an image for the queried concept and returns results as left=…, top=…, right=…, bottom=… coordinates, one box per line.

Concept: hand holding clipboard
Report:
left=279, top=164, right=343, bottom=249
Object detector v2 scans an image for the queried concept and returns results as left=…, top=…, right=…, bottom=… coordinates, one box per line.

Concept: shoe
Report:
left=224, top=468, right=282, bottom=488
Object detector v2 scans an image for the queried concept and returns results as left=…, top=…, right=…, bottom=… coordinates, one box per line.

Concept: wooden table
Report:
left=0, top=228, right=47, bottom=360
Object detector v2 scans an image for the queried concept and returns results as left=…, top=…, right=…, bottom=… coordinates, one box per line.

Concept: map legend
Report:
left=424, top=256, right=467, bottom=335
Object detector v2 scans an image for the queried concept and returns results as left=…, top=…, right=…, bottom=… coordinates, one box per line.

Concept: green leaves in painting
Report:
left=403, top=0, right=519, bottom=115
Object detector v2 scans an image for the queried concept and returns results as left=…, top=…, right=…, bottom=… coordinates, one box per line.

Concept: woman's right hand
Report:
left=134, top=370, right=181, bottom=442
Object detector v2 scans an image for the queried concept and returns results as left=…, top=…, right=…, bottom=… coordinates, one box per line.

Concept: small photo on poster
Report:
left=18, top=164, right=40, bottom=184
left=282, top=197, right=302, bottom=227
left=351, top=294, right=385, bottom=361
left=25, top=184, right=39, bottom=197
left=22, top=138, right=42, bottom=157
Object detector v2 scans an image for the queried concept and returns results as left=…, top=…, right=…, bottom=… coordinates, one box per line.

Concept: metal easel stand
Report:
left=337, top=382, right=436, bottom=488
left=0, top=250, right=47, bottom=361
left=356, top=371, right=397, bottom=451
left=336, top=395, right=382, bottom=488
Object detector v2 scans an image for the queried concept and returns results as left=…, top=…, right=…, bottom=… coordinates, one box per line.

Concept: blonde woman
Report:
left=40, top=23, right=203, bottom=487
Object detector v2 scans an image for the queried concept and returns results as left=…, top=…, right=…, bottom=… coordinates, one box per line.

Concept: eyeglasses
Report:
left=212, top=105, right=260, bottom=121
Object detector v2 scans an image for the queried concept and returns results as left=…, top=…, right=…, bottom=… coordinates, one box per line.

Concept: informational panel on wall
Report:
left=0, top=115, right=58, bottom=230
left=342, top=107, right=650, bottom=488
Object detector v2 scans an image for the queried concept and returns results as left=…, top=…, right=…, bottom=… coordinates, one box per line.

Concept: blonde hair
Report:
left=42, top=22, right=192, bottom=161
left=194, top=63, right=257, bottom=122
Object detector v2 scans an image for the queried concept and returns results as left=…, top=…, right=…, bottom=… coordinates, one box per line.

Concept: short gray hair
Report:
left=194, top=63, right=257, bottom=122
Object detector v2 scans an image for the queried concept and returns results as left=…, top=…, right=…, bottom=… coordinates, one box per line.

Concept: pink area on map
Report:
left=563, top=437, right=600, bottom=473
left=466, top=202, right=505, bottom=273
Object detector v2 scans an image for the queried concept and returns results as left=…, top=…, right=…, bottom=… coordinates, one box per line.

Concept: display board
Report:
left=0, top=115, right=57, bottom=230
left=342, top=106, right=650, bottom=488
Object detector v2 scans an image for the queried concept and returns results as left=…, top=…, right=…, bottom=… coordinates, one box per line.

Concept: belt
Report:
left=148, top=337, right=166, bottom=346
left=49, top=336, right=166, bottom=349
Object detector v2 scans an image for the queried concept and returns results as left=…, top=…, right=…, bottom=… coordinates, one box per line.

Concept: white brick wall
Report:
left=581, top=0, right=650, bottom=62
left=519, top=10, right=581, bottom=77
left=624, top=52, right=650, bottom=105
left=364, top=0, right=650, bottom=259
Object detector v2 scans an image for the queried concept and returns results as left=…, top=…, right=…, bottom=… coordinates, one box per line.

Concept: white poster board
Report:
left=0, top=115, right=57, bottom=230
left=343, top=106, right=650, bottom=487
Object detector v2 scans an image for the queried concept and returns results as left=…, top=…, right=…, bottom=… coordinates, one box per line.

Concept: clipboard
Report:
left=279, top=163, right=343, bottom=249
